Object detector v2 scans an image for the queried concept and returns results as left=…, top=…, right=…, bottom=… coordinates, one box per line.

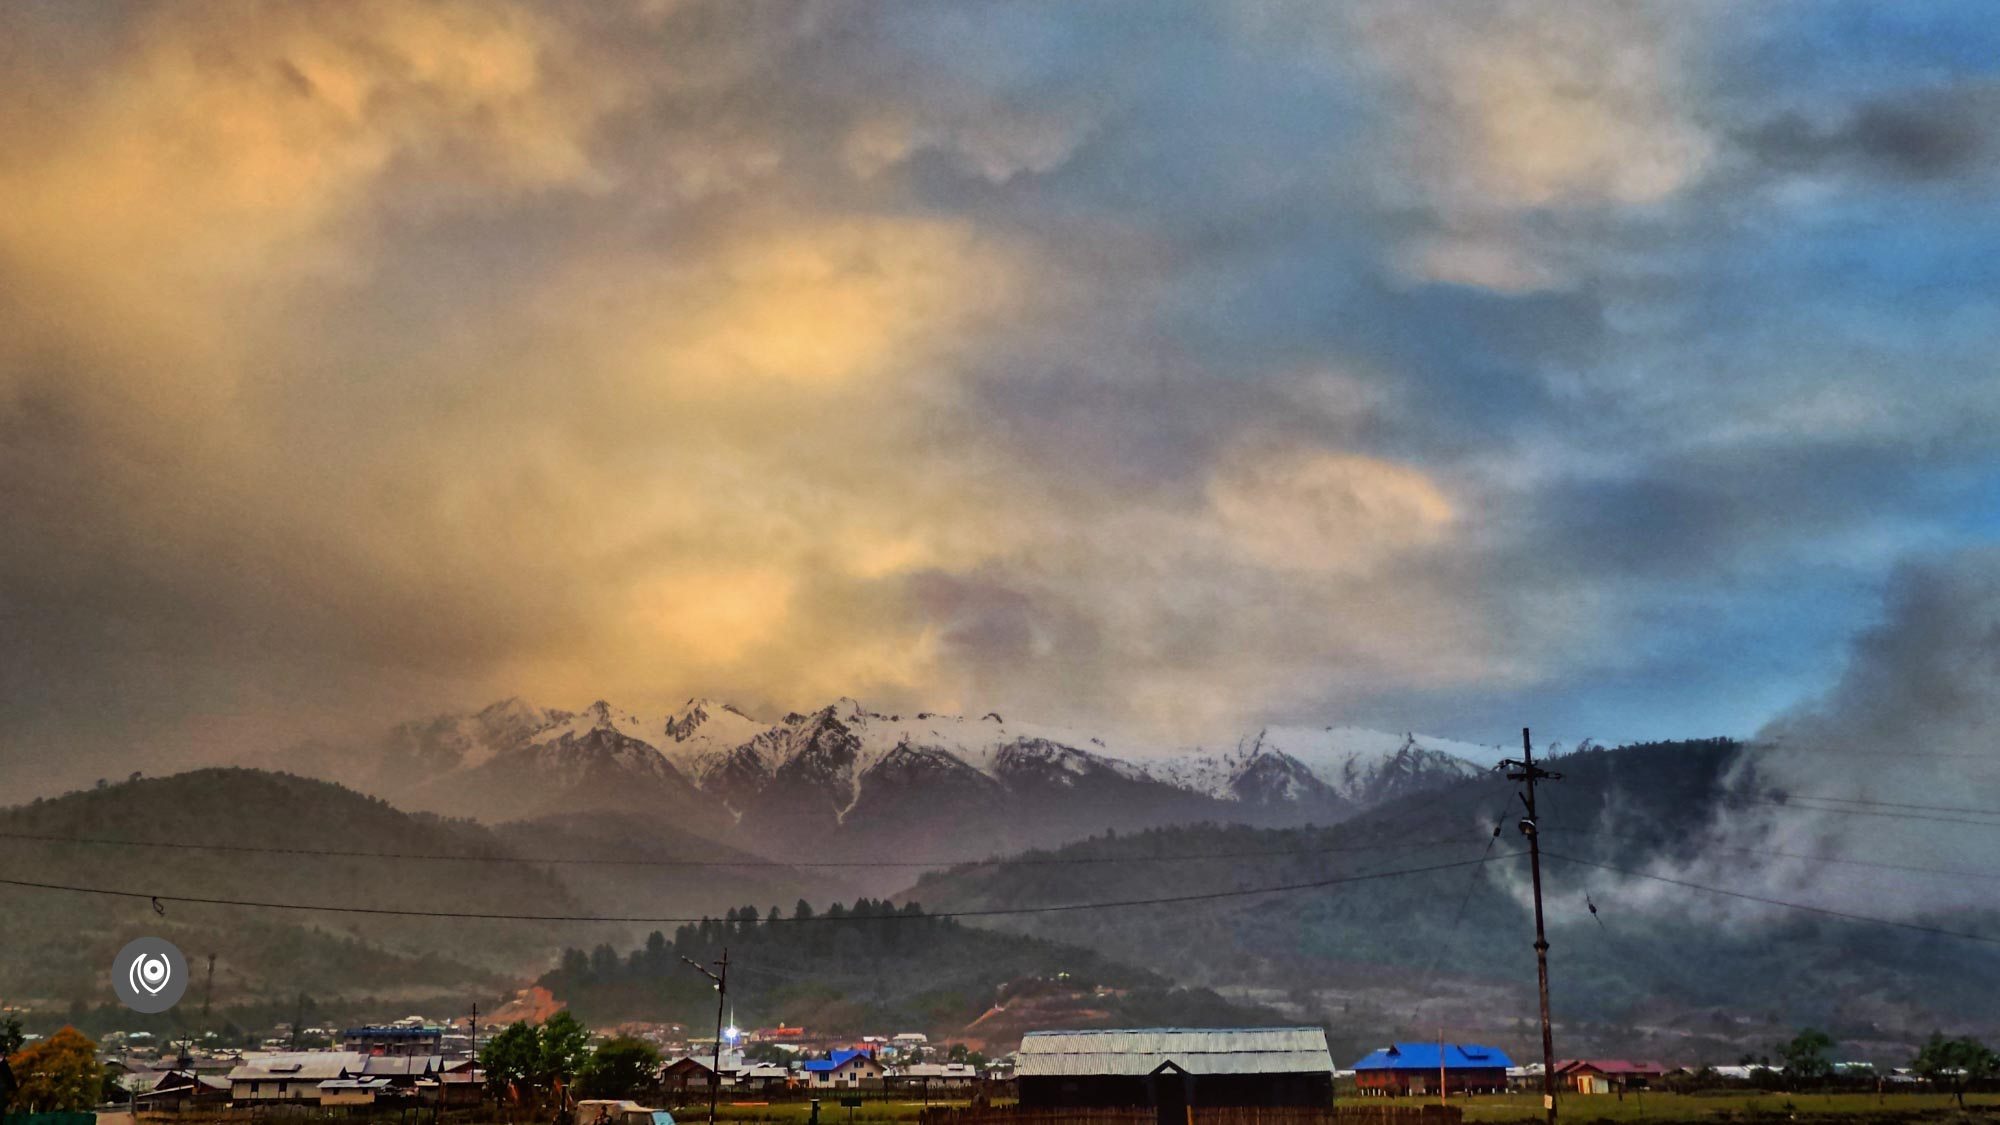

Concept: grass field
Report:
left=1354, top=1091, right=2000, bottom=1122
left=648, top=1094, right=2000, bottom=1124
left=665, top=1099, right=986, bottom=1123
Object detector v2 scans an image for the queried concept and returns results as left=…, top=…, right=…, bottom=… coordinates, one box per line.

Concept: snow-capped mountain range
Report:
left=282, top=696, right=1503, bottom=867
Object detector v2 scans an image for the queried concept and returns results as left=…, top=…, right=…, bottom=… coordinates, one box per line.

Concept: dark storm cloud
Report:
left=1744, top=83, right=2000, bottom=182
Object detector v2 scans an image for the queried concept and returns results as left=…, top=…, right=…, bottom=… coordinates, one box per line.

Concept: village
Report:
left=10, top=1007, right=1995, bottom=1125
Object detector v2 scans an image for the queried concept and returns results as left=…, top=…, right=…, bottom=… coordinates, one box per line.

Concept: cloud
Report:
left=1550, top=549, right=2000, bottom=927
left=4, top=0, right=2000, bottom=795
left=1206, top=441, right=1455, bottom=575
left=1742, top=82, right=2000, bottom=183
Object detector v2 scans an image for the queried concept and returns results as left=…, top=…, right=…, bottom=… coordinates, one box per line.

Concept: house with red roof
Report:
left=1555, top=1060, right=1668, bottom=1094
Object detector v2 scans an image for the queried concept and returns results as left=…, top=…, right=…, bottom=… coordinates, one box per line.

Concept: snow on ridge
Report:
left=1139, top=725, right=1502, bottom=803
left=531, top=699, right=662, bottom=749
left=393, top=694, right=1505, bottom=812
left=661, top=697, right=769, bottom=780
left=1258, top=724, right=1504, bottom=771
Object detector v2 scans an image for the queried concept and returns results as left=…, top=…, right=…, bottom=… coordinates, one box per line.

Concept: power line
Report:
left=1545, top=827, right=2000, bottom=884
left=0, top=852, right=1520, bottom=924
left=1691, top=792, right=2000, bottom=830
left=1741, top=742, right=2000, bottom=765
left=1407, top=810, right=1508, bottom=1023
left=1754, top=792, right=2000, bottom=818
left=1539, top=851, right=2000, bottom=948
left=1569, top=775, right=2000, bottom=829
left=0, top=827, right=1471, bottom=870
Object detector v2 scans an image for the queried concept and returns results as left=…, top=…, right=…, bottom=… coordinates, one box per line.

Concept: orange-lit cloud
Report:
left=7, top=0, right=1990, bottom=793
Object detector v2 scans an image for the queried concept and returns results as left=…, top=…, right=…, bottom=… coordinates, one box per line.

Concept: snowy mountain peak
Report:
left=351, top=693, right=1509, bottom=839
left=664, top=697, right=753, bottom=741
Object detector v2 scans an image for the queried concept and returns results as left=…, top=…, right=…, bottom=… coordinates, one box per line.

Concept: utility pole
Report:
left=1500, top=727, right=1562, bottom=1125
left=470, top=1001, right=481, bottom=1111
left=201, top=954, right=216, bottom=1025
left=1438, top=1028, right=1447, bottom=1108
left=681, top=948, right=728, bottom=1125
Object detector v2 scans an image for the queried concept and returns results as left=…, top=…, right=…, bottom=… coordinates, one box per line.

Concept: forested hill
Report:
left=538, top=899, right=1286, bottom=1041
left=0, top=769, right=578, bottom=1004
left=902, top=739, right=2000, bottom=1065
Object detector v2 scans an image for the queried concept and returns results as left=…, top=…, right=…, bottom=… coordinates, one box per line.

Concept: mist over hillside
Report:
left=902, top=737, right=2000, bottom=1065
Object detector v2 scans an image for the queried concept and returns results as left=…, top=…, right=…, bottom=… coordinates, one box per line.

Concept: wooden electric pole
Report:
left=470, top=1001, right=481, bottom=1110
left=1500, top=727, right=1562, bottom=1125
left=681, top=948, right=728, bottom=1125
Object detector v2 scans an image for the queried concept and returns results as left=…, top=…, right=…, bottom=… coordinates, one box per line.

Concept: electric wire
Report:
left=0, top=827, right=1470, bottom=870
left=0, top=851, right=1524, bottom=925
left=1545, top=826, right=2000, bottom=884
left=1540, top=851, right=2000, bottom=948
left=1407, top=810, right=1509, bottom=1023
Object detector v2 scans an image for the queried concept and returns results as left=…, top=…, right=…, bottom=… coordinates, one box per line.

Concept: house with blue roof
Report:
left=800, top=1050, right=882, bottom=1090
left=1352, top=1043, right=1513, bottom=1097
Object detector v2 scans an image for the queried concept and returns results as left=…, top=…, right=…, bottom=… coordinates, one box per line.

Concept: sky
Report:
left=4, top=0, right=2000, bottom=793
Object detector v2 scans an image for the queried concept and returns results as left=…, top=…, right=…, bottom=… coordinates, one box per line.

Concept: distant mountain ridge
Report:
left=267, top=695, right=1504, bottom=872
left=897, top=738, right=2000, bottom=1064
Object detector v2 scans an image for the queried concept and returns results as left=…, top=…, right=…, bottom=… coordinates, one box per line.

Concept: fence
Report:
left=4, top=1113, right=99, bottom=1125
left=133, top=1107, right=490, bottom=1124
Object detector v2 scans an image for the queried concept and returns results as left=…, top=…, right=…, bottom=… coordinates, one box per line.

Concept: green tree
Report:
left=1913, top=1032, right=1998, bottom=1109
left=480, top=1022, right=541, bottom=1101
left=537, top=1011, right=593, bottom=1091
left=9, top=1026, right=104, bottom=1112
left=579, top=1037, right=662, bottom=1100
left=0, top=1014, right=23, bottom=1057
left=1778, top=1028, right=1834, bottom=1087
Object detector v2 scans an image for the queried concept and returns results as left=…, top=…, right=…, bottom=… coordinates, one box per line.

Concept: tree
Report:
left=480, top=1022, right=540, bottom=1101
left=0, top=1020, right=17, bottom=1117
left=537, top=1011, right=592, bottom=1092
left=1913, top=1032, right=1998, bottom=1109
left=579, top=1037, right=662, bottom=1100
left=9, top=1026, right=104, bottom=1112
left=1777, top=1028, right=1834, bottom=1086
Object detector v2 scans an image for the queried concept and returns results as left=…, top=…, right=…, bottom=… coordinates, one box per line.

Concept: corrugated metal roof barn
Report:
left=1018, top=1028, right=1335, bottom=1076
left=1015, top=1028, right=1335, bottom=1109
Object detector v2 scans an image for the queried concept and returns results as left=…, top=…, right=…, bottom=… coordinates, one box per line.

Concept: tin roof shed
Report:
left=1016, top=1028, right=1334, bottom=1077
left=1352, top=1044, right=1513, bottom=1072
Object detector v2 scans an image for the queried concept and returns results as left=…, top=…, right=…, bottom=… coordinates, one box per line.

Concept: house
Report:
left=360, top=1053, right=446, bottom=1100
left=1555, top=1060, right=1667, bottom=1094
left=228, top=1052, right=366, bottom=1102
left=662, top=1056, right=724, bottom=1096
left=890, top=1063, right=981, bottom=1094
left=428, top=1064, right=488, bottom=1107
left=343, top=1026, right=444, bottom=1056
left=1352, top=1044, right=1512, bottom=1096
left=319, top=1078, right=395, bottom=1106
left=1015, top=1027, right=1335, bottom=1109
left=802, top=1050, right=883, bottom=1089
left=735, top=1064, right=793, bottom=1092
left=132, top=1070, right=231, bottom=1108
